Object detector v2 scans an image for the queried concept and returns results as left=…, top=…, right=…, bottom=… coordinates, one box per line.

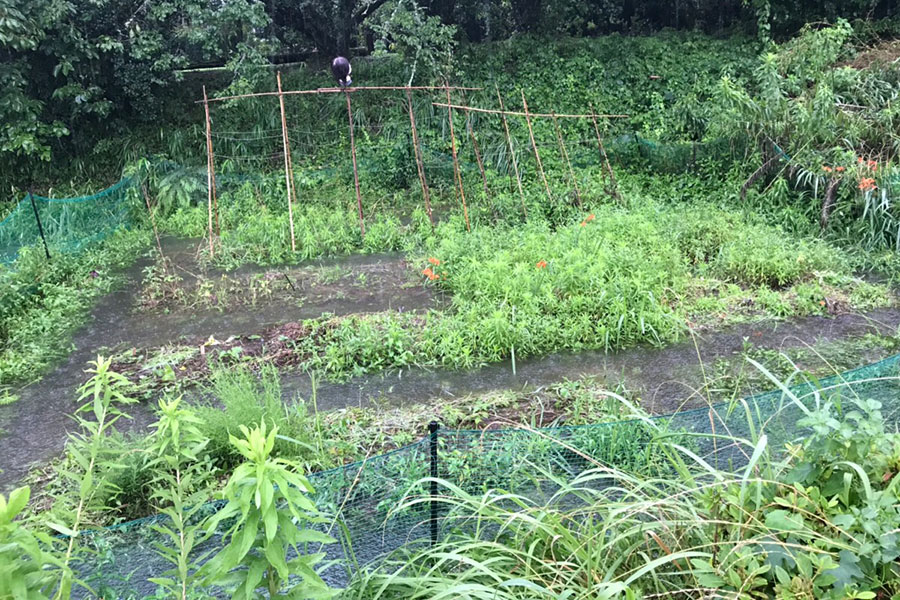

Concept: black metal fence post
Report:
left=429, top=421, right=440, bottom=547
left=28, top=191, right=51, bottom=260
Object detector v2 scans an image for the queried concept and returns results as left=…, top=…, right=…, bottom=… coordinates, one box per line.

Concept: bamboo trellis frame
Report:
left=444, top=85, right=471, bottom=232
left=202, top=85, right=218, bottom=257
left=406, top=89, right=433, bottom=227
left=199, top=86, right=482, bottom=104
left=199, top=82, right=626, bottom=253
left=521, top=91, right=553, bottom=203
left=433, top=102, right=628, bottom=120
left=276, top=72, right=298, bottom=251
left=496, top=87, right=526, bottom=217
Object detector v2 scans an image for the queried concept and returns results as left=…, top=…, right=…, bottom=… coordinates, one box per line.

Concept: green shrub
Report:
left=195, top=365, right=325, bottom=469
left=714, top=226, right=846, bottom=287
left=201, top=421, right=336, bottom=599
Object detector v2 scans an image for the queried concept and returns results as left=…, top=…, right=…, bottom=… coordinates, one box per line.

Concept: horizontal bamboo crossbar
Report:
left=433, top=102, right=628, bottom=119
left=199, top=85, right=483, bottom=103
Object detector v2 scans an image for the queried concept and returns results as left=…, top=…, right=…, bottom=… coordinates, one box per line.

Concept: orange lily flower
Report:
left=536, top=260, right=548, bottom=269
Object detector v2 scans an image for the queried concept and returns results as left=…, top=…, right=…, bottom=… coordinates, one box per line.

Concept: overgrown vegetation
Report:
left=7, top=9, right=900, bottom=600
left=349, top=392, right=900, bottom=599
left=0, top=228, right=148, bottom=386
left=9, top=348, right=900, bottom=598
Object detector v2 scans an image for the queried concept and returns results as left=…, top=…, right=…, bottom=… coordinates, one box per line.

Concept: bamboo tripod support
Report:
left=445, top=85, right=470, bottom=232
left=496, top=88, right=526, bottom=218
left=589, top=104, right=620, bottom=201
left=406, top=89, right=434, bottom=228
left=141, top=184, right=166, bottom=272
left=466, top=109, right=490, bottom=197
left=552, top=113, right=581, bottom=207
left=277, top=72, right=298, bottom=252
left=202, top=86, right=218, bottom=256
left=521, top=91, right=552, bottom=204
left=346, top=90, right=365, bottom=237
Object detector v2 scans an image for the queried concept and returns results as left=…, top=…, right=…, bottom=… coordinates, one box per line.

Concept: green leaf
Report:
left=826, top=550, right=864, bottom=590
left=764, top=509, right=805, bottom=532
left=46, top=522, right=77, bottom=537
left=6, top=486, right=29, bottom=518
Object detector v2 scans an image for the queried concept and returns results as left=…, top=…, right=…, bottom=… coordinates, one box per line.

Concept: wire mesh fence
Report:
left=74, top=350, right=900, bottom=597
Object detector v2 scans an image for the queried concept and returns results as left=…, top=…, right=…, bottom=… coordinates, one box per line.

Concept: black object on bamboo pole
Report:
left=552, top=113, right=581, bottom=207
left=28, top=192, right=51, bottom=260
left=496, top=88, right=526, bottom=218
left=406, top=89, right=434, bottom=228
left=520, top=91, right=552, bottom=204
left=345, top=90, right=365, bottom=237
left=277, top=72, right=298, bottom=252
left=429, top=421, right=440, bottom=547
left=202, top=86, right=218, bottom=256
left=444, top=85, right=470, bottom=232
left=589, top=103, right=621, bottom=201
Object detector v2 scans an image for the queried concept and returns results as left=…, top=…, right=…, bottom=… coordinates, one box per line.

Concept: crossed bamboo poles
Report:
left=200, top=80, right=625, bottom=256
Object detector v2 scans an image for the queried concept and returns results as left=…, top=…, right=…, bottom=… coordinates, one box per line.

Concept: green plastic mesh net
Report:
left=71, top=351, right=900, bottom=596
left=0, top=177, right=137, bottom=265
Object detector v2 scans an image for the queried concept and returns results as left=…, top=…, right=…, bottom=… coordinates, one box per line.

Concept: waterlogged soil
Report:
left=142, top=247, right=435, bottom=316
left=281, top=307, right=900, bottom=416
left=3, top=236, right=900, bottom=492
left=0, top=239, right=439, bottom=491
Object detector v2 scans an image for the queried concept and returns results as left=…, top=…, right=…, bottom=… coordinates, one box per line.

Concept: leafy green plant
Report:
left=0, top=228, right=148, bottom=385
left=146, top=396, right=216, bottom=599
left=48, top=356, right=136, bottom=599
left=0, top=486, right=65, bottom=599
left=202, top=421, right=336, bottom=599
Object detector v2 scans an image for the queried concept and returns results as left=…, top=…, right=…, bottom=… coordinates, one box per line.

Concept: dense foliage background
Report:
left=2, top=0, right=899, bottom=191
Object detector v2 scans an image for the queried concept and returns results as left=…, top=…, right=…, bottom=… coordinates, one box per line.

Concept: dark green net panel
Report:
left=0, top=178, right=137, bottom=265
left=73, top=352, right=900, bottom=597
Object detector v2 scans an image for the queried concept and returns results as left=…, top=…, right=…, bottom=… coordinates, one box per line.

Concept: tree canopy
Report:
left=1, top=0, right=896, bottom=181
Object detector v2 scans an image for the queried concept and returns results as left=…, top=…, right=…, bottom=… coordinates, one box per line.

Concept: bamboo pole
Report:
left=552, top=113, right=581, bottom=207
left=434, top=102, right=628, bottom=119
left=198, top=85, right=484, bottom=103
left=406, top=89, right=434, bottom=228
left=445, top=85, right=470, bottom=232
left=496, top=88, right=526, bottom=218
left=521, top=91, right=552, bottom=203
left=202, top=85, right=217, bottom=256
left=141, top=184, right=166, bottom=272
left=466, top=109, right=490, bottom=197
left=346, top=90, right=365, bottom=237
left=589, top=103, right=621, bottom=200
left=277, top=72, right=297, bottom=252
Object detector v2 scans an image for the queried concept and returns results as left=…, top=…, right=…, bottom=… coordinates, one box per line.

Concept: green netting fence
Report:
left=73, top=351, right=900, bottom=597
left=0, top=177, right=138, bottom=265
